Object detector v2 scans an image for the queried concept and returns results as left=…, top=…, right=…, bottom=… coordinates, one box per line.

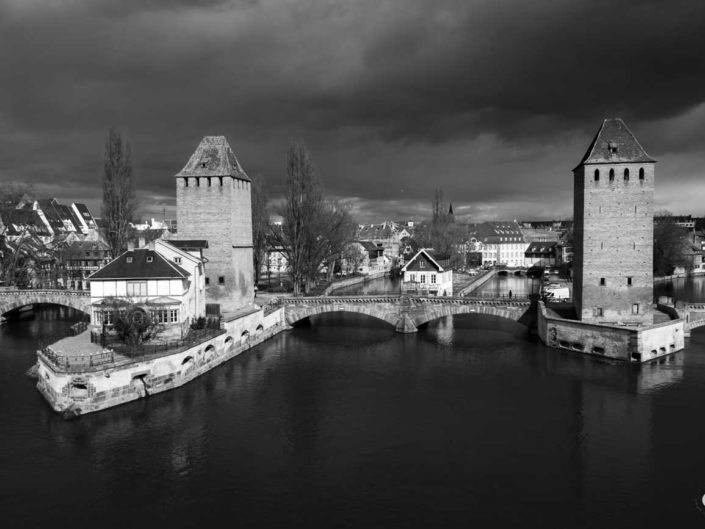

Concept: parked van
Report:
left=543, top=286, right=570, bottom=302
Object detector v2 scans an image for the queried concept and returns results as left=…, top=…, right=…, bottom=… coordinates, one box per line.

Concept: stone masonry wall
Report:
left=574, top=163, right=654, bottom=324
left=176, top=177, right=254, bottom=313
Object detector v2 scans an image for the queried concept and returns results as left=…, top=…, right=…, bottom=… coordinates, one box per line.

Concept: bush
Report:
left=190, top=316, right=206, bottom=330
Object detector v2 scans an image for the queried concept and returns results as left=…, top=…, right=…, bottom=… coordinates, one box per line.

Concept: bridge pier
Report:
left=395, top=314, right=417, bottom=333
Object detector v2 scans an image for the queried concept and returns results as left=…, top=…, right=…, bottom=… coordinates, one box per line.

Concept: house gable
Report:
left=402, top=249, right=443, bottom=272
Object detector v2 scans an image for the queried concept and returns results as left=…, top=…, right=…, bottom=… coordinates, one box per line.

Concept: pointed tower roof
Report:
left=175, top=136, right=250, bottom=180
left=448, top=202, right=454, bottom=216
left=575, top=118, right=655, bottom=169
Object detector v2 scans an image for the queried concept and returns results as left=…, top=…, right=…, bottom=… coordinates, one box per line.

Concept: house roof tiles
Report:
left=175, top=136, right=250, bottom=181
left=89, top=248, right=189, bottom=280
left=577, top=118, right=655, bottom=168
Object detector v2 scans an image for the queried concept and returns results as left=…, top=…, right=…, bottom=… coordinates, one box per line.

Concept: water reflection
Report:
left=654, top=275, right=705, bottom=303
left=471, top=274, right=542, bottom=297
left=3, top=305, right=705, bottom=527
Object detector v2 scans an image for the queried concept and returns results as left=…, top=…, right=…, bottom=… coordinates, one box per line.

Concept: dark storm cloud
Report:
left=1, top=0, right=704, bottom=221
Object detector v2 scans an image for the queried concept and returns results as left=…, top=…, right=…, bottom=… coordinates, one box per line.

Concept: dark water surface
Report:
left=3, top=303, right=705, bottom=528
left=655, top=275, right=705, bottom=303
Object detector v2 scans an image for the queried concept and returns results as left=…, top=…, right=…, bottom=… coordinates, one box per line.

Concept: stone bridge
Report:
left=277, top=295, right=535, bottom=333
left=677, top=302, right=705, bottom=335
left=0, top=289, right=91, bottom=317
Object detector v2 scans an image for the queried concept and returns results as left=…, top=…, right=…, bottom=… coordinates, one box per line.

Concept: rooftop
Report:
left=175, top=136, right=250, bottom=181
left=577, top=118, right=655, bottom=167
left=89, top=248, right=189, bottom=280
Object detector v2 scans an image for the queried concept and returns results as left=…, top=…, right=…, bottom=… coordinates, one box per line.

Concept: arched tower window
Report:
left=624, top=168, right=629, bottom=182
left=594, top=169, right=600, bottom=182
left=609, top=168, right=614, bottom=182
left=639, top=167, right=645, bottom=181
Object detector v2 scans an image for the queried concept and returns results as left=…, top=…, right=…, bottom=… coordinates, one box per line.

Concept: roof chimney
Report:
left=148, top=240, right=155, bottom=251
left=127, top=241, right=135, bottom=251
left=138, top=236, right=146, bottom=248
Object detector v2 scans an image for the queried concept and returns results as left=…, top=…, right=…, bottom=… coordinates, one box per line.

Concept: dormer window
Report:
left=126, top=256, right=133, bottom=263
left=200, top=162, right=207, bottom=168
left=608, top=142, right=618, bottom=154
left=146, top=256, right=153, bottom=263
left=419, top=260, right=425, bottom=269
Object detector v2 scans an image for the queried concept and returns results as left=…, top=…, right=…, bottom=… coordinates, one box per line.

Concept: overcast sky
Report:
left=1, top=0, right=704, bottom=224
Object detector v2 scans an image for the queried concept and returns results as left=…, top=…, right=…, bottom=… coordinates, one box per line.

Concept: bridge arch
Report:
left=412, top=303, right=528, bottom=329
left=286, top=305, right=399, bottom=329
left=0, top=290, right=91, bottom=317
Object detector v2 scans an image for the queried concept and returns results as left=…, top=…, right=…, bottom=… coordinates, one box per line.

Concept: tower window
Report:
left=594, top=307, right=603, bottom=317
left=594, top=169, right=600, bottom=182
left=218, top=276, right=225, bottom=285
left=201, top=162, right=207, bottom=168
left=608, top=142, right=618, bottom=154
left=205, top=277, right=210, bottom=285
left=609, top=169, right=614, bottom=182
left=600, top=278, right=606, bottom=286
left=624, top=168, right=629, bottom=182
left=632, top=303, right=640, bottom=315
left=639, top=168, right=645, bottom=181
left=627, top=277, right=633, bottom=286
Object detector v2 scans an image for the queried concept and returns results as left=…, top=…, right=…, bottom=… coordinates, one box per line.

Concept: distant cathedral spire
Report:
left=448, top=202, right=455, bottom=220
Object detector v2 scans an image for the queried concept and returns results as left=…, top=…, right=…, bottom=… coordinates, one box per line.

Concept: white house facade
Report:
left=400, top=249, right=453, bottom=297
left=88, top=241, right=206, bottom=339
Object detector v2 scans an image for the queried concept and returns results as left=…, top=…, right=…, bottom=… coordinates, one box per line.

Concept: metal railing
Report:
left=42, top=327, right=226, bottom=373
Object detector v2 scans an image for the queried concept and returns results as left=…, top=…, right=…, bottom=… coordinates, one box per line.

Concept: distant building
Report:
left=468, top=221, right=528, bottom=267
left=61, top=240, right=112, bottom=290
left=524, top=241, right=560, bottom=268
left=345, top=241, right=387, bottom=275
left=356, top=221, right=410, bottom=261
left=572, top=118, right=654, bottom=324
left=401, top=249, right=453, bottom=297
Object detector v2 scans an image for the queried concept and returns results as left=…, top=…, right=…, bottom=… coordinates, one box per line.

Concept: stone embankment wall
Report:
left=323, top=270, right=388, bottom=296
left=537, top=302, right=684, bottom=362
left=37, top=307, right=287, bottom=416
left=458, top=269, right=497, bottom=296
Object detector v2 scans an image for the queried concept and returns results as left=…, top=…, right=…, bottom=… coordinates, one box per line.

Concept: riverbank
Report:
left=457, top=269, right=497, bottom=296
left=654, top=269, right=705, bottom=282
left=323, top=270, right=389, bottom=295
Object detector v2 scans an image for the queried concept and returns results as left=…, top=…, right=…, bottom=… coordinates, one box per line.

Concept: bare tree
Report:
left=413, top=186, right=466, bottom=259
left=271, top=139, right=355, bottom=295
left=0, top=181, right=33, bottom=218
left=250, top=173, right=269, bottom=284
left=102, top=128, right=137, bottom=257
left=654, top=211, right=691, bottom=276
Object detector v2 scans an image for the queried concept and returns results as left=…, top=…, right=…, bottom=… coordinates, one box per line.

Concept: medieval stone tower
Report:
left=573, top=118, right=655, bottom=324
left=175, top=136, right=254, bottom=313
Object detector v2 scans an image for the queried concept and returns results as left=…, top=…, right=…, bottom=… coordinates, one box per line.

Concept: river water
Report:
left=3, top=281, right=705, bottom=527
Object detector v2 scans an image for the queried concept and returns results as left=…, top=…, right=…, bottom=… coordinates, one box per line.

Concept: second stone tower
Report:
left=175, top=136, right=254, bottom=313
